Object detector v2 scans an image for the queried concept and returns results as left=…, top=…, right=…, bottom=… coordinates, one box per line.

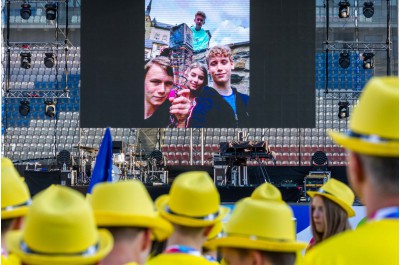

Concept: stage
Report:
left=18, top=165, right=348, bottom=203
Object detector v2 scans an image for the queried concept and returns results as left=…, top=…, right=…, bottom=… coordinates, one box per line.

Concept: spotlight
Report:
left=45, top=100, right=56, bottom=118
left=20, top=52, right=32, bottom=69
left=363, top=2, right=374, bottom=18
left=44, top=53, right=55, bottom=68
left=45, top=3, right=57, bottom=20
left=338, top=101, right=350, bottom=119
left=20, top=3, right=31, bottom=20
left=19, top=100, right=30, bottom=116
left=338, top=1, right=350, bottom=18
left=362, top=52, right=374, bottom=69
left=339, top=52, right=350, bottom=69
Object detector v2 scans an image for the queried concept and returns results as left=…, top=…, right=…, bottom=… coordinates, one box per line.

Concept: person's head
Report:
left=194, top=11, right=206, bottom=29
left=144, top=56, right=174, bottom=115
left=221, top=247, right=296, bottom=265
left=206, top=45, right=234, bottom=86
left=328, top=77, right=399, bottom=208
left=206, top=183, right=306, bottom=265
left=90, top=180, right=173, bottom=264
left=307, top=178, right=354, bottom=243
left=186, top=62, right=208, bottom=92
left=2, top=157, right=31, bottom=238
left=156, top=171, right=229, bottom=244
left=6, top=185, right=113, bottom=265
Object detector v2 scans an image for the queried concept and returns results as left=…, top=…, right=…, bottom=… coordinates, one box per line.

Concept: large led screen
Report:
left=81, top=0, right=315, bottom=128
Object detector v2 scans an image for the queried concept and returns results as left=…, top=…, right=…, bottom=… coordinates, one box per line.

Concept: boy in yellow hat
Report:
left=206, top=182, right=306, bottom=265
left=89, top=180, right=173, bottom=265
left=306, top=178, right=355, bottom=251
left=1, top=157, right=32, bottom=265
left=303, top=76, right=399, bottom=265
left=5, top=185, right=114, bottom=265
left=146, top=171, right=229, bottom=265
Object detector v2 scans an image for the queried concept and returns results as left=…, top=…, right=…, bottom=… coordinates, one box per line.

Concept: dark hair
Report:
left=1, top=218, right=14, bottom=234
left=100, top=226, right=147, bottom=241
left=311, top=196, right=351, bottom=245
left=195, top=11, right=206, bottom=19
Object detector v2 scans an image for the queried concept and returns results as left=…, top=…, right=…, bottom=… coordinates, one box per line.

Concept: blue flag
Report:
left=87, top=128, right=113, bottom=193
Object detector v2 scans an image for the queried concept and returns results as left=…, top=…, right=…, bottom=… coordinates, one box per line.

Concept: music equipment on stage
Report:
left=112, top=141, right=127, bottom=154
left=216, top=141, right=273, bottom=187
left=219, top=141, right=272, bottom=161
left=303, top=171, right=331, bottom=201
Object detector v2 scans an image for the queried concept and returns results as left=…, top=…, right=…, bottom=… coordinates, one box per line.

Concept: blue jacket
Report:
left=188, top=86, right=250, bottom=128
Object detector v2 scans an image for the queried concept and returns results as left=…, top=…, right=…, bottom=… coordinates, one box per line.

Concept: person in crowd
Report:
left=188, top=45, right=250, bottom=128
left=303, top=76, right=399, bottom=264
left=5, top=185, right=113, bottom=265
left=1, top=158, right=31, bottom=265
left=306, top=178, right=355, bottom=251
left=191, top=11, right=210, bottom=52
left=146, top=171, right=229, bottom=265
left=206, top=182, right=306, bottom=265
left=90, top=180, right=173, bottom=265
left=144, top=56, right=191, bottom=128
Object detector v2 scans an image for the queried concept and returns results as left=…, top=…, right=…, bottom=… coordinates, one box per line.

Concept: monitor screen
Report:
left=81, top=0, right=315, bottom=128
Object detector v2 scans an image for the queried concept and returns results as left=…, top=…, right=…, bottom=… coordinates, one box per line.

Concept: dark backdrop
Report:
left=81, top=0, right=315, bottom=128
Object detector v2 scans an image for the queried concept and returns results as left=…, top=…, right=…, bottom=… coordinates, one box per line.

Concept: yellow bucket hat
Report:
left=206, top=183, right=307, bottom=252
left=307, top=178, right=355, bottom=217
left=2, top=157, right=31, bottom=220
left=156, top=171, right=229, bottom=227
left=6, top=185, right=113, bottom=265
left=90, top=180, right=173, bottom=241
left=328, top=76, right=399, bottom=157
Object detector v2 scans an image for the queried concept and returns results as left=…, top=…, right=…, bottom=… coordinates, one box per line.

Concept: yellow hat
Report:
left=307, top=178, right=355, bottom=217
left=90, top=180, right=173, bottom=241
left=206, top=183, right=307, bottom=252
left=6, top=185, right=113, bottom=265
left=329, top=76, right=399, bottom=157
left=2, top=157, right=31, bottom=220
left=156, top=171, right=229, bottom=227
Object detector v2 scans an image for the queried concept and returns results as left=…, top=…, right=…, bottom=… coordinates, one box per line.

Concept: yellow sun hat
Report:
left=6, top=185, right=113, bottom=265
left=206, top=183, right=307, bottom=252
left=328, top=76, right=399, bottom=157
left=307, top=178, right=355, bottom=217
left=156, top=171, right=229, bottom=227
left=90, top=180, right=173, bottom=241
left=2, top=157, right=31, bottom=220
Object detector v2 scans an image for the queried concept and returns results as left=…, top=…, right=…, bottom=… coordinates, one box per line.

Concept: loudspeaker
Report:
left=213, top=166, right=227, bottom=186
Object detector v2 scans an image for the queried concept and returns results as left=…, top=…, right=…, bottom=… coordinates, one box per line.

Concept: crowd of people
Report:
left=2, top=75, right=398, bottom=264
left=144, top=11, right=250, bottom=128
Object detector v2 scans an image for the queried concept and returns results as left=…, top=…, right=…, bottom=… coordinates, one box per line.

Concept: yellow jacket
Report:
left=1, top=254, right=21, bottom=265
left=302, top=219, right=398, bottom=265
left=146, top=253, right=214, bottom=265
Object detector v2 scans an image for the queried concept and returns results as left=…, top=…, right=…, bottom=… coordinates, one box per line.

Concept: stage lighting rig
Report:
left=363, top=2, right=374, bottom=18
left=338, top=101, right=350, bottom=119
left=20, top=3, right=31, bottom=20
left=338, top=1, right=350, bottom=18
left=45, top=100, right=56, bottom=117
left=45, top=3, right=57, bottom=20
left=19, top=101, right=30, bottom=116
left=44, top=53, right=55, bottom=68
left=20, top=52, right=32, bottom=69
left=339, top=52, right=350, bottom=69
left=362, top=52, right=374, bottom=69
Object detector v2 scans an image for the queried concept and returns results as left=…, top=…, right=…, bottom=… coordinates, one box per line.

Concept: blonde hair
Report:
left=206, top=45, right=233, bottom=66
left=187, top=62, right=208, bottom=87
left=145, top=56, right=173, bottom=77
left=311, top=196, right=351, bottom=246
